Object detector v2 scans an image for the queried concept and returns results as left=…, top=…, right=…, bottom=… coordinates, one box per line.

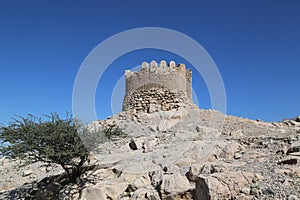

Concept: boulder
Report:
left=250, top=187, right=260, bottom=198
left=80, top=186, right=104, bottom=200
left=157, top=118, right=180, bottom=132
left=160, top=173, right=192, bottom=200
left=240, top=187, right=251, bottom=195
left=80, top=182, right=128, bottom=200
left=131, top=175, right=151, bottom=190
left=288, top=195, right=299, bottom=200
left=193, top=172, right=254, bottom=199
left=234, top=152, right=242, bottom=159
left=130, top=187, right=160, bottom=200
left=22, top=169, right=33, bottom=177
left=194, top=175, right=231, bottom=199
left=212, top=172, right=254, bottom=196
left=186, top=163, right=229, bottom=181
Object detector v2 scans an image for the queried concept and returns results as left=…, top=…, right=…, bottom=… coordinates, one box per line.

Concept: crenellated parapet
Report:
left=122, top=60, right=193, bottom=112
left=125, top=60, right=188, bottom=78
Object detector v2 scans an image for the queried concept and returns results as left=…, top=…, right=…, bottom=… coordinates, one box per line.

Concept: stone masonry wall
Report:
left=122, top=60, right=192, bottom=112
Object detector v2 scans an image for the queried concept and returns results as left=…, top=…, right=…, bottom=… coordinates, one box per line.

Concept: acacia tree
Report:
left=0, top=113, right=89, bottom=179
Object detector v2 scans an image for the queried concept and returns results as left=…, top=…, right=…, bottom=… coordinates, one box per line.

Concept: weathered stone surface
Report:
left=80, top=186, right=104, bottom=200
left=130, top=187, right=160, bottom=200
left=194, top=175, right=231, bottom=199
left=288, top=195, right=299, bottom=200
left=160, top=173, right=191, bottom=199
left=213, top=172, right=254, bottom=196
left=131, top=175, right=151, bottom=190
left=81, top=182, right=128, bottom=200
left=22, top=169, right=33, bottom=177
left=123, top=61, right=192, bottom=112
left=234, top=152, right=242, bottom=159
left=240, top=187, right=251, bottom=195
left=1, top=105, right=300, bottom=199
left=250, top=187, right=260, bottom=198
left=186, top=163, right=229, bottom=181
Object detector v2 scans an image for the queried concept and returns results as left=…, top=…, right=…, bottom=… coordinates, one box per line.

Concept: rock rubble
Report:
left=1, top=106, right=300, bottom=199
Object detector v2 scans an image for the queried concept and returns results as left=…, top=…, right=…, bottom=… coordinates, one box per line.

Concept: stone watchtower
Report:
left=122, top=60, right=192, bottom=113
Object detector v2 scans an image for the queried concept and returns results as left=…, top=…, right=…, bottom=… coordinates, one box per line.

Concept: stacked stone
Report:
left=124, top=83, right=186, bottom=113
left=123, top=60, right=193, bottom=113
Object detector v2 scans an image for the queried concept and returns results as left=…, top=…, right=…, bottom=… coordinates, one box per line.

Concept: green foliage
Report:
left=103, top=126, right=127, bottom=140
left=0, top=113, right=88, bottom=178
left=0, top=113, right=128, bottom=180
left=79, top=124, right=127, bottom=154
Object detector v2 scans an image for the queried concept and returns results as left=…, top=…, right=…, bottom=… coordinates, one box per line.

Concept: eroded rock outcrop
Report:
left=1, top=108, right=300, bottom=199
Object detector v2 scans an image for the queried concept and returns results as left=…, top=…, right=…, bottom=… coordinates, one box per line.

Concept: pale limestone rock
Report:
left=0, top=181, right=15, bottom=193
left=148, top=124, right=157, bottom=132
left=86, top=121, right=101, bottom=133
left=237, top=193, right=255, bottom=200
left=195, top=126, right=221, bottom=139
left=149, top=170, right=163, bottom=189
left=131, top=175, right=151, bottom=190
left=81, top=182, right=128, bottom=200
left=130, top=187, right=160, bottom=200
left=234, top=152, right=242, bottom=159
left=195, top=175, right=231, bottom=199
left=186, top=163, right=229, bottom=181
left=118, top=172, right=142, bottom=184
left=288, top=195, right=299, bottom=200
left=250, top=187, right=260, bottom=198
left=229, top=129, right=244, bottom=138
left=157, top=118, right=180, bottom=132
left=89, top=168, right=118, bottom=179
left=240, top=187, right=251, bottom=195
left=191, top=170, right=254, bottom=199
left=242, top=150, right=266, bottom=160
left=80, top=186, right=104, bottom=200
left=22, top=169, right=33, bottom=177
left=292, top=166, right=300, bottom=177
left=219, top=141, right=240, bottom=159
left=212, top=172, right=254, bottom=196
left=2, top=106, right=299, bottom=199
left=160, top=173, right=191, bottom=200
left=274, top=168, right=292, bottom=175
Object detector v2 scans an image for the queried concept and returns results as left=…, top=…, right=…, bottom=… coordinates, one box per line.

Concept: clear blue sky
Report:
left=0, top=0, right=299, bottom=124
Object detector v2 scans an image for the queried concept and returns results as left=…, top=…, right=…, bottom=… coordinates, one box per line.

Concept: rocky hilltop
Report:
left=0, top=103, right=300, bottom=199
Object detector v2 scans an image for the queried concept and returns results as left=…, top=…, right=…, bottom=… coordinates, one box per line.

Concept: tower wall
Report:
left=122, top=60, right=193, bottom=112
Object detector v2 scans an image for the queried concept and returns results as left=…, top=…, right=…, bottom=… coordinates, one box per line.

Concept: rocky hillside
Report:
left=1, top=105, right=300, bottom=199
